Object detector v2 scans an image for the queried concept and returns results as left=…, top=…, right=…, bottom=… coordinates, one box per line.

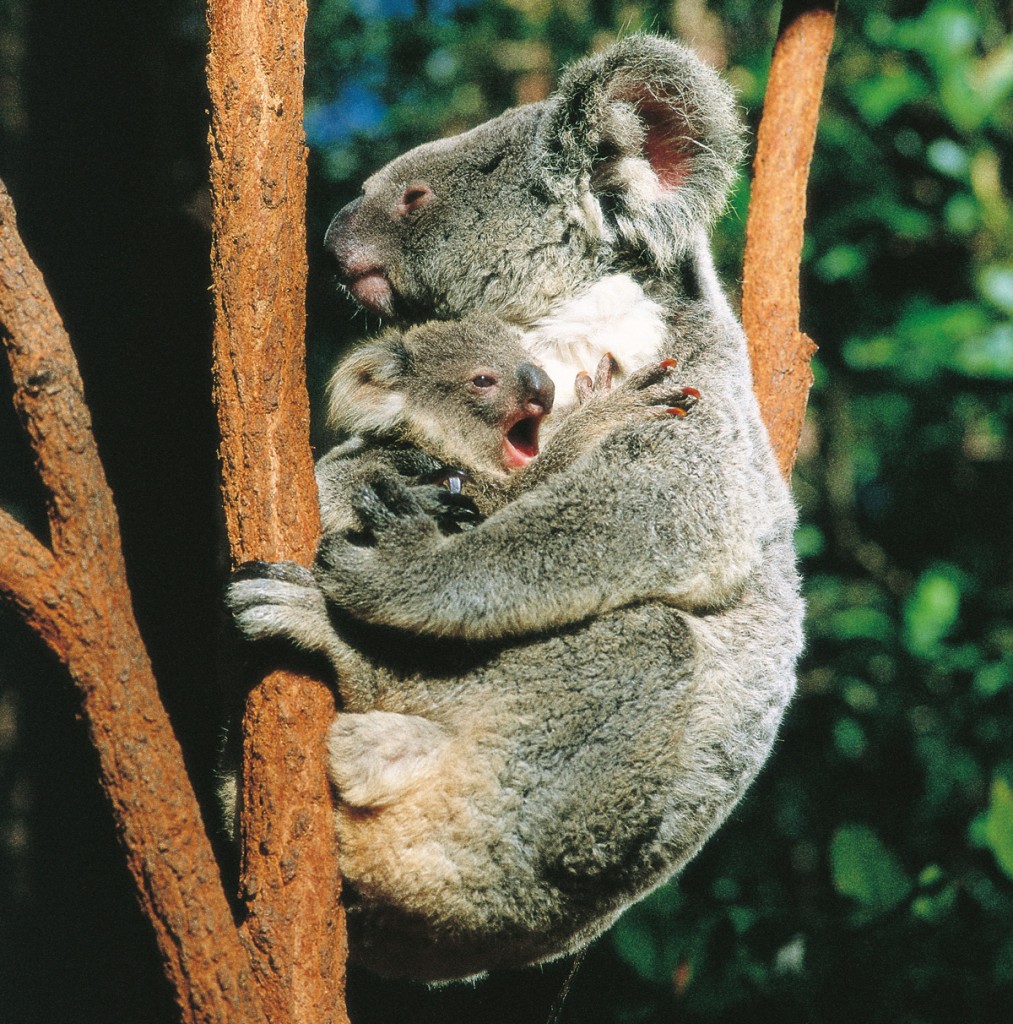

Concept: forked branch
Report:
left=0, top=181, right=268, bottom=1024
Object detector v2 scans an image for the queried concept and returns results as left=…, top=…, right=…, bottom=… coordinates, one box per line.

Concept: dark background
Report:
left=1, top=1, right=1012, bottom=1022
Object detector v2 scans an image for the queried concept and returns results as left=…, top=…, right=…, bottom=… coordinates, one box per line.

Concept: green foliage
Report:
left=972, top=778, right=1013, bottom=880
left=300, top=1, right=1013, bottom=1021
left=829, top=824, right=911, bottom=918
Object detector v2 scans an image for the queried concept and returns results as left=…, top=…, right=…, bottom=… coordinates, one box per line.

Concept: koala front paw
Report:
left=351, top=473, right=446, bottom=543
left=619, top=359, right=701, bottom=418
left=226, top=560, right=334, bottom=654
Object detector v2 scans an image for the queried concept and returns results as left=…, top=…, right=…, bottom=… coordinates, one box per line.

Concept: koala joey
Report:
left=314, top=313, right=698, bottom=535
left=228, top=33, right=804, bottom=982
left=316, top=314, right=554, bottom=534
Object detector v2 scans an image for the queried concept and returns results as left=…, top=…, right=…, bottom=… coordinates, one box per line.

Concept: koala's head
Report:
left=325, top=34, right=745, bottom=326
left=327, top=315, right=556, bottom=476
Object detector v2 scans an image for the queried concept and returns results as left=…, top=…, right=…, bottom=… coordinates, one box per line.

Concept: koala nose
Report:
left=517, top=363, right=555, bottom=415
left=396, top=182, right=435, bottom=217
left=323, top=198, right=361, bottom=271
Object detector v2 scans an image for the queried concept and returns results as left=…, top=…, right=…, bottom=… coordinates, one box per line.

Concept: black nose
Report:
left=323, top=197, right=361, bottom=268
left=517, top=363, right=555, bottom=414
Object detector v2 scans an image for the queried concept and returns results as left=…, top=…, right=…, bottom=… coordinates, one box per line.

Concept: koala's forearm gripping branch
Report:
left=0, top=181, right=269, bottom=1024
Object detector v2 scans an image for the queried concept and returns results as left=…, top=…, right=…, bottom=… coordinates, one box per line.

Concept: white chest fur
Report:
left=520, top=274, right=668, bottom=407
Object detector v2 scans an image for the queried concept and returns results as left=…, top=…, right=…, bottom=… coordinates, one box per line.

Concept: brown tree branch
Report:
left=743, top=0, right=836, bottom=478
left=206, top=1, right=347, bottom=1021
left=0, top=507, right=58, bottom=634
left=0, top=180, right=268, bottom=1024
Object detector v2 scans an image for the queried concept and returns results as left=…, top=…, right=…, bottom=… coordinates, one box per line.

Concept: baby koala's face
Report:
left=399, top=316, right=555, bottom=477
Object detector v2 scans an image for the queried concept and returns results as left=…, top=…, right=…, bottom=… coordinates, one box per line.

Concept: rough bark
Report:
left=206, top=1, right=347, bottom=1021
left=0, top=181, right=268, bottom=1024
left=743, top=0, right=836, bottom=478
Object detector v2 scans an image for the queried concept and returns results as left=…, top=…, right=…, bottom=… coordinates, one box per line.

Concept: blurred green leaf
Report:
left=843, top=679, right=879, bottom=713
left=815, top=243, right=868, bottom=283
left=911, top=884, right=957, bottom=922
left=951, top=323, right=1013, bottom=379
left=974, top=660, right=1012, bottom=698
left=977, top=264, right=1013, bottom=313
left=912, top=864, right=958, bottom=922
left=834, top=717, right=868, bottom=758
left=926, top=138, right=969, bottom=178
left=943, top=191, right=982, bottom=233
left=891, top=0, right=980, bottom=66
left=830, top=825, right=912, bottom=916
left=903, top=566, right=963, bottom=657
left=830, top=607, right=894, bottom=642
left=975, top=39, right=1013, bottom=115
left=851, top=64, right=929, bottom=125
left=612, top=914, right=677, bottom=987
left=611, top=881, right=685, bottom=986
left=976, top=778, right=1013, bottom=879
left=794, top=523, right=825, bottom=559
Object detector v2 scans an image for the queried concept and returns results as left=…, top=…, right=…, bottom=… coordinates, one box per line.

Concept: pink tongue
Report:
left=503, top=418, right=539, bottom=468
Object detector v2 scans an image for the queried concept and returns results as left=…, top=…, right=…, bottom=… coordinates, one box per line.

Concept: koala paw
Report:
left=618, top=359, right=700, bottom=418
left=226, top=560, right=333, bottom=653
left=351, top=473, right=450, bottom=542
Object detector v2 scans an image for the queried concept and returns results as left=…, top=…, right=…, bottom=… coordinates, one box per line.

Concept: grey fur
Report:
left=227, top=34, right=803, bottom=982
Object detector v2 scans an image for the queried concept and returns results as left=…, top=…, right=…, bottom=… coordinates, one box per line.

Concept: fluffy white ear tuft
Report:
left=326, top=337, right=407, bottom=439
left=537, top=34, right=746, bottom=267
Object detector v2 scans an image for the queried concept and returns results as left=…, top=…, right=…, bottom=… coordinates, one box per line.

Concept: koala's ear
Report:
left=326, top=335, right=409, bottom=438
left=537, top=34, right=746, bottom=266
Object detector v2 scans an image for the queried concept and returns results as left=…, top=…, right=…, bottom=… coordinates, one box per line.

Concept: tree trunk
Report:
left=0, top=180, right=269, bottom=1024
left=206, top=0, right=348, bottom=1020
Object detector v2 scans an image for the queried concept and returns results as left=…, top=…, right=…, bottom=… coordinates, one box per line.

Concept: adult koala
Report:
left=232, top=34, right=804, bottom=982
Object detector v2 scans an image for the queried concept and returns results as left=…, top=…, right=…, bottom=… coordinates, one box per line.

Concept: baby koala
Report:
left=314, top=313, right=694, bottom=532
left=227, top=314, right=706, bottom=982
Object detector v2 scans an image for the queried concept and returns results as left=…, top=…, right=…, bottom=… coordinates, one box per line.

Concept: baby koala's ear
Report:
left=326, top=332, right=409, bottom=439
left=535, top=34, right=746, bottom=267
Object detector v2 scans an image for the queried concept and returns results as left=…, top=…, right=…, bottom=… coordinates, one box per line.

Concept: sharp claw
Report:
left=232, top=559, right=275, bottom=580
left=594, top=353, right=618, bottom=391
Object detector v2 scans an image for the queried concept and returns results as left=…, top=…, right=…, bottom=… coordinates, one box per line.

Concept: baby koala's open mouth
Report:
left=502, top=411, right=544, bottom=469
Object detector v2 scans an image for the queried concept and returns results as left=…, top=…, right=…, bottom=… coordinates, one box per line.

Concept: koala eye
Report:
left=397, top=182, right=435, bottom=217
left=469, top=374, right=497, bottom=390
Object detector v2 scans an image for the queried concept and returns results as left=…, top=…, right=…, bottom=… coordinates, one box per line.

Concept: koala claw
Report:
left=621, top=358, right=680, bottom=392
left=231, top=559, right=315, bottom=586
left=435, top=469, right=468, bottom=495
left=657, top=387, right=700, bottom=418
left=352, top=475, right=446, bottom=545
left=593, top=352, right=618, bottom=391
